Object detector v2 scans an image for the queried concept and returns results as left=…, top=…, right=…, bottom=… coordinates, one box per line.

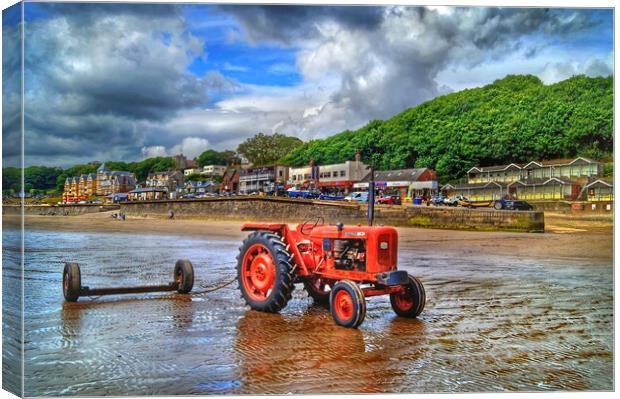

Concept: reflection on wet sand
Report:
left=233, top=307, right=428, bottom=394
left=5, top=227, right=612, bottom=395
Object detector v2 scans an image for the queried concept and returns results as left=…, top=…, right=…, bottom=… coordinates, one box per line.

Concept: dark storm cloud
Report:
left=19, top=2, right=209, bottom=166
left=7, top=4, right=611, bottom=167
left=222, top=6, right=600, bottom=48
left=218, top=5, right=384, bottom=44
left=224, top=6, right=607, bottom=134
left=2, top=6, right=22, bottom=166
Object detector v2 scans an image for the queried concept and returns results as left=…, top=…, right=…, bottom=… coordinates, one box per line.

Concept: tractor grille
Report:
left=377, top=233, right=396, bottom=268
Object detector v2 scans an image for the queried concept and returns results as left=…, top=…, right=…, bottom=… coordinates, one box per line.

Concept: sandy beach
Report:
left=3, top=211, right=613, bottom=261
left=2, top=211, right=613, bottom=395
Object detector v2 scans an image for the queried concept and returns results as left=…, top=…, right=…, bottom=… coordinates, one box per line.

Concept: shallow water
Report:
left=2, top=228, right=613, bottom=395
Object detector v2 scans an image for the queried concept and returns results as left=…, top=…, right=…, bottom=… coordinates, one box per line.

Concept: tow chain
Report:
left=192, top=276, right=237, bottom=295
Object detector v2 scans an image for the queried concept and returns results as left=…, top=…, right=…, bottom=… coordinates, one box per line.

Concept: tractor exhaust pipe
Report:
left=368, top=167, right=375, bottom=226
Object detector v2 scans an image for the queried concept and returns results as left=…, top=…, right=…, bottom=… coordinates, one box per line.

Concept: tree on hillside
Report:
left=281, top=74, right=613, bottom=181
left=2, top=167, right=21, bottom=193
left=237, top=133, right=303, bottom=166
left=197, top=149, right=227, bottom=166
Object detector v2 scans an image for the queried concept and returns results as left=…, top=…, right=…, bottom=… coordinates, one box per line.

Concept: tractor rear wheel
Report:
left=304, top=277, right=331, bottom=306
left=174, top=259, right=194, bottom=294
left=63, top=262, right=81, bottom=302
left=390, top=275, right=425, bottom=318
left=330, top=280, right=366, bottom=328
left=237, top=231, right=295, bottom=312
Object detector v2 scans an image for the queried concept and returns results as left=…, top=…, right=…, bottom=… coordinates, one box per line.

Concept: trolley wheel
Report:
left=174, top=259, right=194, bottom=294
left=329, top=280, right=366, bottom=328
left=303, top=276, right=331, bottom=306
left=63, top=262, right=81, bottom=302
left=390, top=275, right=426, bottom=318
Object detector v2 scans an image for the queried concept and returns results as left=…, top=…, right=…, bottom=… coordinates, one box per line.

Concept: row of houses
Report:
left=62, top=163, right=136, bottom=202
left=63, top=154, right=612, bottom=204
left=443, top=157, right=613, bottom=202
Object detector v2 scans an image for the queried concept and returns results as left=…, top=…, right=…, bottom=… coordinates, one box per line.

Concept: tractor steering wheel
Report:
left=300, top=217, right=324, bottom=235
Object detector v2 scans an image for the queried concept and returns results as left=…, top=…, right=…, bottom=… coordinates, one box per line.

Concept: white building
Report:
left=184, top=168, right=202, bottom=176
left=201, top=165, right=227, bottom=177
left=287, top=159, right=369, bottom=194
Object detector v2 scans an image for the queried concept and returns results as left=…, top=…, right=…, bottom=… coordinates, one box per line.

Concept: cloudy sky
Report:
left=1, top=2, right=613, bottom=167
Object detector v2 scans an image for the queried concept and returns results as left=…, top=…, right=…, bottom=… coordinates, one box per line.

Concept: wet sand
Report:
left=3, top=212, right=614, bottom=261
left=2, top=214, right=614, bottom=395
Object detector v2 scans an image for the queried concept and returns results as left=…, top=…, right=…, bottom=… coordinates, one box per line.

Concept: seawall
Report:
left=2, top=204, right=120, bottom=216
left=118, top=197, right=544, bottom=232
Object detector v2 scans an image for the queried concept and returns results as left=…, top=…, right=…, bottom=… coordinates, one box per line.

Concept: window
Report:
left=340, top=170, right=346, bottom=177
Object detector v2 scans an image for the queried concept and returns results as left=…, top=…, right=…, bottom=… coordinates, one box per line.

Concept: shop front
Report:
left=318, top=180, right=354, bottom=195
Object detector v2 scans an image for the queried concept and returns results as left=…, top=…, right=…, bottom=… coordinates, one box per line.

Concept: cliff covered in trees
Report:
left=282, top=75, right=613, bottom=181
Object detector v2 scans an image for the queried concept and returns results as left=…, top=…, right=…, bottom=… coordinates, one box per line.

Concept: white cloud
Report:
left=170, top=137, right=210, bottom=159
left=142, top=146, right=168, bottom=158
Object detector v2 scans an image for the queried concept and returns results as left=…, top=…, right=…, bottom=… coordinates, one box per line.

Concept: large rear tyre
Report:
left=303, top=277, right=331, bottom=306
left=63, top=262, right=81, bottom=302
left=174, top=259, right=194, bottom=294
left=237, top=231, right=295, bottom=312
left=329, top=280, right=366, bottom=328
left=390, top=275, right=425, bottom=318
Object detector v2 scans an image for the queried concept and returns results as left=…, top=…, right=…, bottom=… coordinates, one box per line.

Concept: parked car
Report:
left=443, top=195, right=467, bottom=206
left=344, top=191, right=369, bottom=203
left=287, top=190, right=319, bottom=199
left=318, top=193, right=345, bottom=201
left=376, top=195, right=402, bottom=205
left=494, top=199, right=534, bottom=211
left=429, top=195, right=446, bottom=206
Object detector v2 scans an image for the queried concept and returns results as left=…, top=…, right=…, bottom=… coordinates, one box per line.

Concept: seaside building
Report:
left=173, top=154, right=197, bottom=171
left=184, top=168, right=202, bottom=176
left=354, top=168, right=437, bottom=200
left=585, top=179, right=614, bottom=202
left=239, top=165, right=288, bottom=194
left=201, top=165, right=227, bottom=177
left=445, top=157, right=605, bottom=201
left=221, top=169, right=240, bottom=194
left=127, top=187, right=168, bottom=201
left=185, top=180, right=219, bottom=195
left=287, top=153, right=369, bottom=195
left=145, top=170, right=184, bottom=199
left=62, top=163, right=136, bottom=203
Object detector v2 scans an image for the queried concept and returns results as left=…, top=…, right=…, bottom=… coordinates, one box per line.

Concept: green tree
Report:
left=281, top=74, right=613, bottom=181
left=2, top=167, right=21, bottom=193
left=237, top=132, right=303, bottom=166
left=197, top=150, right=227, bottom=166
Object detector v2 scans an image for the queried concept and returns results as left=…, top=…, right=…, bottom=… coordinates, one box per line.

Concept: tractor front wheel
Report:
left=304, top=277, right=331, bottom=306
left=237, top=231, right=295, bottom=312
left=329, top=280, right=366, bottom=328
left=390, top=275, right=425, bottom=318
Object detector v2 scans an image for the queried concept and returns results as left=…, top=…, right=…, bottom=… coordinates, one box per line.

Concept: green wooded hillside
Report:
left=282, top=75, right=613, bottom=181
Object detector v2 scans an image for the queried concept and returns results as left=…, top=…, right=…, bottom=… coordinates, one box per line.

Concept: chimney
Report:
left=309, top=158, right=315, bottom=167
left=354, top=149, right=361, bottom=162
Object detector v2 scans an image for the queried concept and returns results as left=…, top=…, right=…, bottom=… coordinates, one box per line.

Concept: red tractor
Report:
left=237, top=219, right=425, bottom=328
